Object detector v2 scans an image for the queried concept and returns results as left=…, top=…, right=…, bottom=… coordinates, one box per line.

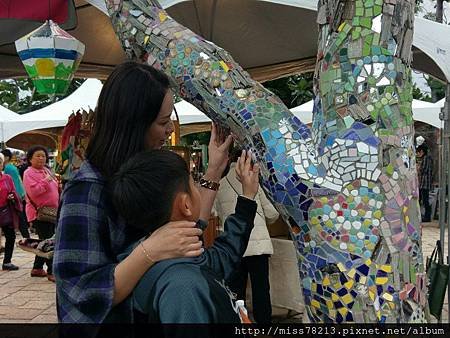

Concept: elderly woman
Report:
left=23, top=146, right=59, bottom=282
left=0, top=153, right=22, bottom=270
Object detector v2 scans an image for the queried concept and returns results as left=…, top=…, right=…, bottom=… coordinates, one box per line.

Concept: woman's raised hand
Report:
left=142, top=221, right=203, bottom=261
left=235, top=150, right=260, bottom=200
left=204, top=123, right=233, bottom=182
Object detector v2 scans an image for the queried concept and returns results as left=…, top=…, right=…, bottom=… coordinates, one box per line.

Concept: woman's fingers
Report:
left=184, top=242, right=203, bottom=252
left=184, top=248, right=204, bottom=257
left=210, top=123, right=217, bottom=145
left=235, top=150, right=245, bottom=177
left=218, top=134, right=233, bottom=151
left=253, top=163, right=260, bottom=177
left=244, top=150, right=252, bottom=172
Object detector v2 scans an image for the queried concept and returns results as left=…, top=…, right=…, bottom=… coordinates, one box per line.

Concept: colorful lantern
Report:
left=15, top=20, right=85, bottom=95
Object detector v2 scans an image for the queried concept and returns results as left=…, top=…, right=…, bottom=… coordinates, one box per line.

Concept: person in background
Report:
left=417, top=144, right=433, bottom=222
left=23, top=146, right=59, bottom=282
left=214, top=147, right=279, bottom=323
left=17, top=155, right=29, bottom=181
left=1, top=149, right=30, bottom=239
left=0, top=153, right=22, bottom=270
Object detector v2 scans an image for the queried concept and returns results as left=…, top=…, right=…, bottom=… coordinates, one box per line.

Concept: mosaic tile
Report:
left=106, top=0, right=426, bottom=323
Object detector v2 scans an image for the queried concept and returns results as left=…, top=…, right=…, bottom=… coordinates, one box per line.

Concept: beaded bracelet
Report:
left=140, top=241, right=155, bottom=265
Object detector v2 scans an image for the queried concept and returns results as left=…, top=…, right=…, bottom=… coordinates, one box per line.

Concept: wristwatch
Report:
left=199, top=177, right=220, bottom=191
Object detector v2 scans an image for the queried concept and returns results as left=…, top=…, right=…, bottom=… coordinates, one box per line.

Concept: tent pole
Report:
left=445, top=82, right=450, bottom=322
left=438, top=82, right=449, bottom=322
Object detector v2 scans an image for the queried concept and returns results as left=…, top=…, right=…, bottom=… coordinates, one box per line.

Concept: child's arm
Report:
left=201, top=150, right=260, bottom=280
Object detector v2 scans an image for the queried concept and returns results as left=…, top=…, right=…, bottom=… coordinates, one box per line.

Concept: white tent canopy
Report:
left=414, top=17, right=450, bottom=82
left=87, top=0, right=450, bottom=82
left=0, top=104, right=19, bottom=143
left=174, top=100, right=211, bottom=124
left=0, top=78, right=213, bottom=143
left=1, top=78, right=102, bottom=143
left=291, top=99, right=445, bottom=129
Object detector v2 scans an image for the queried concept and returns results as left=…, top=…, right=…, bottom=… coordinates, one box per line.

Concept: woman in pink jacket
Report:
left=23, top=146, right=59, bottom=282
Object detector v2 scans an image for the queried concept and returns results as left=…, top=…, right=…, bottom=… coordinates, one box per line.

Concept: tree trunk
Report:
left=105, top=0, right=428, bottom=323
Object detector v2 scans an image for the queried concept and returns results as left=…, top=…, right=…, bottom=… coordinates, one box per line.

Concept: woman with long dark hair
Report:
left=54, top=61, right=232, bottom=323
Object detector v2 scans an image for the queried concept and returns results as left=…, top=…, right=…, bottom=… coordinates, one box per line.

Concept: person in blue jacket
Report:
left=111, top=148, right=259, bottom=325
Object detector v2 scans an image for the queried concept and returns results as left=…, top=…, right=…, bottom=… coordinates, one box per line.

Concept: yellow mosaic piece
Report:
left=158, top=12, right=167, bottom=22
left=347, top=268, right=356, bottom=279
left=326, top=299, right=334, bottom=309
left=311, top=299, right=321, bottom=308
left=379, top=265, right=392, bottom=273
left=338, top=307, right=348, bottom=316
left=344, top=280, right=354, bottom=289
left=337, top=262, right=347, bottom=272
left=219, top=61, right=229, bottom=72
left=382, top=292, right=394, bottom=302
left=375, top=277, right=388, bottom=285
left=341, top=293, right=353, bottom=304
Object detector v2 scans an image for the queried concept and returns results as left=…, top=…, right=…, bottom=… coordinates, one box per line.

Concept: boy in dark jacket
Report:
left=111, top=149, right=259, bottom=324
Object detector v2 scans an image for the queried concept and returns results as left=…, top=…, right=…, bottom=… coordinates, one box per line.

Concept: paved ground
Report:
left=0, top=222, right=448, bottom=323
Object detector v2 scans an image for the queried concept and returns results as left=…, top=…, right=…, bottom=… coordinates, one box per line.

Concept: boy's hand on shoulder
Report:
left=235, top=150, right=260, bottom=200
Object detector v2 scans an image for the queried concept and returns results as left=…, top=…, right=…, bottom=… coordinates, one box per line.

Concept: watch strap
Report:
left=199, top=177, right=220, bottom=191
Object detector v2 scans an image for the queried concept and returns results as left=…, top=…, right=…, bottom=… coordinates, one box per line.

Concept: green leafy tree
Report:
left=263, top=73, right=314, bottom=109
left=0, top=78, right=85, bottom=114
left=425, top=75, right=446, bottom=101
left=415, top=0, right=424, bottom=13
left=412, top=82, right=432, bottom=101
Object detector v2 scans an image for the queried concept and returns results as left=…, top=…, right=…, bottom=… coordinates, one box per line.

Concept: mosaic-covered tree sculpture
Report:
left=105, top=0, right=427, bottom=322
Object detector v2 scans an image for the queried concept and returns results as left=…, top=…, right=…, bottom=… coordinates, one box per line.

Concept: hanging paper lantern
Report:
left=15, top=20, right=85, bottom=95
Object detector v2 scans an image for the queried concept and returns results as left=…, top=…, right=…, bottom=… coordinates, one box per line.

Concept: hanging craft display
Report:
left=56, top=108, right=93, bottom=181
left=15, top=20, right=85, bottom=95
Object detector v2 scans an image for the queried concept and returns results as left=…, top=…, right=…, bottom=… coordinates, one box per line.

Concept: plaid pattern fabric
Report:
left=419, top=154, right=433, bottom=190
left=54, top=161, right=135, bottom=323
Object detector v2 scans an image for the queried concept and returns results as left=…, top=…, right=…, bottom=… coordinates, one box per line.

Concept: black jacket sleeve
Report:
left=201, top=196, right=257, bottom=280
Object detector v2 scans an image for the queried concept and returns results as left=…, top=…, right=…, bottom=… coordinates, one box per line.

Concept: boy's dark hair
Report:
left=1, top=149, right=12, bottom=160
left=86, top=61, right=170, bottom=179
left=26, top=145, right=49, bottom=164
left=111, top=150, right=191, bottom=233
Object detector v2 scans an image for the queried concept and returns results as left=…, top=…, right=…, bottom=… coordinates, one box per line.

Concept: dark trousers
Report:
left=32, top=220, right=55, bottom=274
left=228, top=254, right=272, bottom=323
left=18, top=201, right=30, bottom=239
left=1, top=226, right=16, bottom=264
left=419, top=188, right=432, bottom=222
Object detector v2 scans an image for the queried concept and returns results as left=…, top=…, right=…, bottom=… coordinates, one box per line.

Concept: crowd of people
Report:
left=0, top=147, right=58, bottom=282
